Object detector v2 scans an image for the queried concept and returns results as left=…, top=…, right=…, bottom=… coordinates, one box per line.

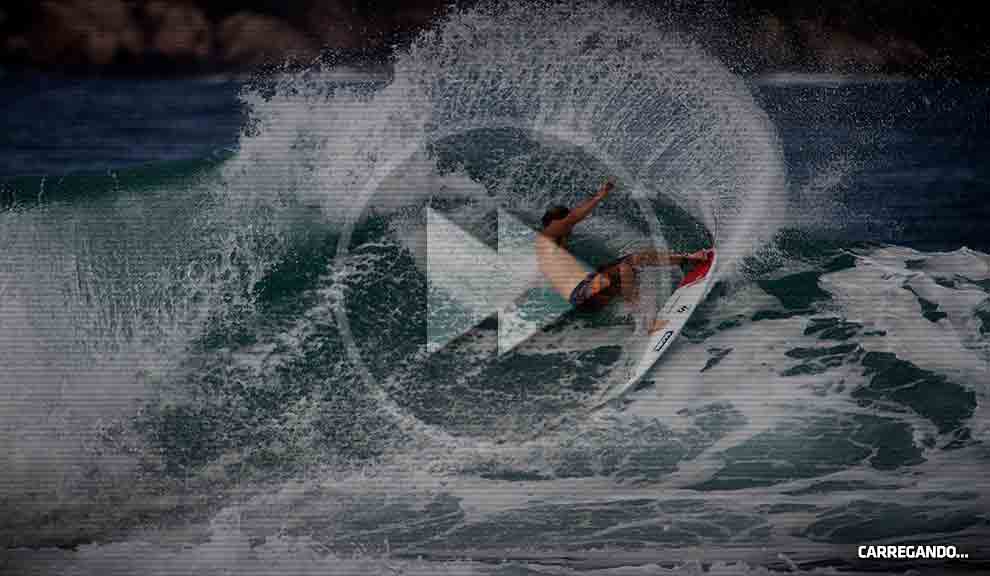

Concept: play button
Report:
left=426, top=207, right=591, bottom=355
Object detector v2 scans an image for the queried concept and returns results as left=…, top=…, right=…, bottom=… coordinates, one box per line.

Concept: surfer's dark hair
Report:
left=541, top=205, right=570, bottom=228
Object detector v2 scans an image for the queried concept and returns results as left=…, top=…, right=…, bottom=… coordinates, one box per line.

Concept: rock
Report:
left=26, top=0, right=144, bottom=68
left=797, top=19, right=886, bottom=73
left=875, top=33, right=928, bottom=72
left=741, top=14, right=800, bottom=72
left=303, top=0, right=447, bottom=51
left=143, top=1, right=212, bottom=63
left=386, top=0, right=447, bottom=35
left=303, top=0, right=369, bottom=50
left=218, top=12, right=319, bottom=69
left=0, top=1, right=957, bottom=77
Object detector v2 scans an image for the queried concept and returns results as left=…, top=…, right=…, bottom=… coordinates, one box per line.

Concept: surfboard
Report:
left=593, top=248, right=717, bottom=407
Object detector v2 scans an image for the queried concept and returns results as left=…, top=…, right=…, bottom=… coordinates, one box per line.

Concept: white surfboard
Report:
left=594, top=248, right=718, bottom=407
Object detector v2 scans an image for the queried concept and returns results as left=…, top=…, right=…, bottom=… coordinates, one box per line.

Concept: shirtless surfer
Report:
left=535, top=178, right=710, bottom=333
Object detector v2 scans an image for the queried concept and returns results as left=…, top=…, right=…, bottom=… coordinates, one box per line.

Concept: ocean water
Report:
left=2, top=2, right=989, bottom=574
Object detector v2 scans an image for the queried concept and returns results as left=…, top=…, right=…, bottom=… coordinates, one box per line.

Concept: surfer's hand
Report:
left=600, top=178, right=615, bottom=194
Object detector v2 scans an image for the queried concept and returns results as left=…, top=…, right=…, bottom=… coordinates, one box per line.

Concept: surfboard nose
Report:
left=679, top=249, right=716, bottom=288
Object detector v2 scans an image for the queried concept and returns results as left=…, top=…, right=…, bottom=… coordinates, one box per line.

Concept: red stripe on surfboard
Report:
left=677, top=249, right=715, bottom=288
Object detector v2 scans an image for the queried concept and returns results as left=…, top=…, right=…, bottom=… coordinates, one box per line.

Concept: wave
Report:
left=0, top=154, right=232, bottom=211
left=4, top=1, right=987, bottom=572
left=230, top=0, right=788, bottom=272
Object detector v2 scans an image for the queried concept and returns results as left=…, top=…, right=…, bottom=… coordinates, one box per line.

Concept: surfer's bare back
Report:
left=535, top=178, right=709, bottom=332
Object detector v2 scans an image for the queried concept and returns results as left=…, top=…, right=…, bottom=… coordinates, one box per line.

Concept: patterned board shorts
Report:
left=568, top=255, right=633, bottom=311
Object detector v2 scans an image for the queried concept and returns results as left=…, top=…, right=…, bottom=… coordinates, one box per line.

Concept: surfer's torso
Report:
left=534, top=233, right=592, bottom=301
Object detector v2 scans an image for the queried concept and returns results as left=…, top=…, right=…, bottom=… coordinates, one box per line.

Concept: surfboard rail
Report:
left=594, top=248, right=717, bottom=407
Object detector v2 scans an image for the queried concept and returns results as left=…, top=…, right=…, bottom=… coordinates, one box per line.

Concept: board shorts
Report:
left=568, top=254, right=636, bottom=311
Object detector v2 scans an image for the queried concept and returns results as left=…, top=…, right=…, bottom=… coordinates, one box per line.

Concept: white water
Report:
left=5, top=1, right=988, bottom=573
left=224, top=0, right=792, bottom=444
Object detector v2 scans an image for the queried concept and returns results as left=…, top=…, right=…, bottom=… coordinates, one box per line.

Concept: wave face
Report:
left=2, top=1, right=988, bottom=574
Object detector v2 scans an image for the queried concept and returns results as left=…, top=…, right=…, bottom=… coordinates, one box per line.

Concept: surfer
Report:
left=536, top=178, right=710, bottom=333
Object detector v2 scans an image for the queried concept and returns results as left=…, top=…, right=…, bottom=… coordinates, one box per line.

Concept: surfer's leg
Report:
left=627, top=249, right=675, bottom=267
left=648, top=318, right=669, bottom=334
left=612, top=256, right=668, bottom=334
left=618, top=262, right=638, bottom=304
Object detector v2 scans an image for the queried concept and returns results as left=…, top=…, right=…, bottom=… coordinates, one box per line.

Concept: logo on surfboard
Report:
left=653, top=329, right=675, bottom=352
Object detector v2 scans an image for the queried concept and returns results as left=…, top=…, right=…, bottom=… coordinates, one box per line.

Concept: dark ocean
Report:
left=2, top=3, right=988, bottom=574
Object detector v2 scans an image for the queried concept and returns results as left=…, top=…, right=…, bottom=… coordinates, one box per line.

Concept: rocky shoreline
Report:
left=0, top=1, right=983, bottom=78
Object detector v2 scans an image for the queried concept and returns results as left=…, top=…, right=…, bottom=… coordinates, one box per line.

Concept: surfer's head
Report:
left=541, top=205, right=570, bottom=229
left=541, top=205, right=571, bottom=245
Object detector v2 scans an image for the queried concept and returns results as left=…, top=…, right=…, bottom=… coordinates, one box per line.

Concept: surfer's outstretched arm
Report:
left=542, top=178, right=614, bottom=238
left=569, top=178, right=614, bottom=224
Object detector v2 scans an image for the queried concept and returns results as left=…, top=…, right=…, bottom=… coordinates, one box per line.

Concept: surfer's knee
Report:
left=617, top=262, right=637, bottom=301
left=622, top=253, right=642, bottom=268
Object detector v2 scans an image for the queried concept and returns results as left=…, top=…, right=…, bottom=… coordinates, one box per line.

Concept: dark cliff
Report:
left=0, top=1, right=985, bottom=77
